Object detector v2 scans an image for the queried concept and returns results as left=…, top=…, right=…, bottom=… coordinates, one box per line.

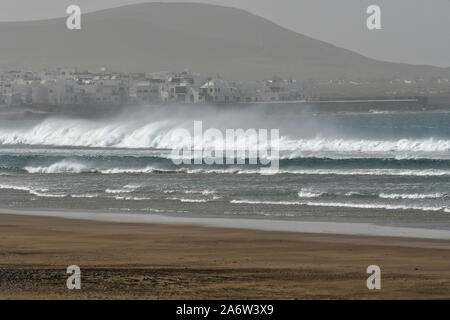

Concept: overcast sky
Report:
left=1, top=0, right=449, bottom=67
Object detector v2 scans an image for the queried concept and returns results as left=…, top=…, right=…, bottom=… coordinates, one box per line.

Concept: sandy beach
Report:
left=0, top=213, right=449, bottom=300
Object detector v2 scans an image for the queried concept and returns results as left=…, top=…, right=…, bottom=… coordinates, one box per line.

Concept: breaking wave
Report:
left=379, top=193, right=447, bottom=200
left=283, top=138, right=449, bottom=154
left=299, top=202, right=450, bottom=213
left=0, top=114, right=448, bottom=156
left=230, top=199, right=450, bottom=213
left=105, top=185, right=142, bottom=194
left=21, top=160, right=450, bottom=177
left=24, top=160, right=97, bottom=174
left=298, top=188, right=327, bottom=198
left=166, top=197, right=210, bottom=203
left=296, top=190, right=448, bottom=200
left=0, top=183, right=66, bottom=198
left=19, top=158, right=450, bottom=176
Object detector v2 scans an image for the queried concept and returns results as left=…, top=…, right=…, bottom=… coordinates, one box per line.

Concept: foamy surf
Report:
left=21, top=160, right=450, bottom=177
left=105, top=185, right=141, bottom=194
left=167, top=197, right=210, bottom=203
left=0, top=115, right=448, bottom=156
left=24, top=160, right=97, bottom=174
left=1, top=110, right=449, bottom=235
left=298, top=189, right=327, bottom=198
left=379, top=193, right=448, bottom=200
left=230, top=199, right=449, bottom=213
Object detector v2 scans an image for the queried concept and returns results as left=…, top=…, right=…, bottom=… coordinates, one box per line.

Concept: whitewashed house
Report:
left=199, top=79, right=240, bottom=103
left=130, top=81, right=163, bottom=104
left=259, top=77, right=305, bottom=101
left=91, top=79, right=125, bottom=105
left=160, top=71, right=205, bottom=103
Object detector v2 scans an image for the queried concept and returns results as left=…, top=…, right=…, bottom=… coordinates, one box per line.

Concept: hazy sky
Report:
left=1, top=0, right=449, bottom=67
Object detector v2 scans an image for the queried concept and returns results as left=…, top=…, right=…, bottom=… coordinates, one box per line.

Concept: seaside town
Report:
left=1, top=67, right=450, bottom=113
left=0, top=68, right=306, bottom=107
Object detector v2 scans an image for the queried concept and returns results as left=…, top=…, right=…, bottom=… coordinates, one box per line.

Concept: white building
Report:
left=259, top=77, right=305, bottom=101
left=0, top=69, right=307, bottom=107
left=130, top=81, right=163, bottom=104
left=199, top=79, right=240, bottom=103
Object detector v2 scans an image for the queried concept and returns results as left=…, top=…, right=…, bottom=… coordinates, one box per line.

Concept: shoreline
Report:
left=2, top=208, right=450, bottom=240
left=0, top=212, right=449, bottom=299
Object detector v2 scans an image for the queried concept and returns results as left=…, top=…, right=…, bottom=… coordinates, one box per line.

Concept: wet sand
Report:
left=0, top=213, right=449, bottom=299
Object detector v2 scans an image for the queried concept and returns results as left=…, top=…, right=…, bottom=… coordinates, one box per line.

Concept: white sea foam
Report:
left=25, top=160, right=95, bottom=174
left=299, top=201, right=449, bottom=213
left=231, top=200, right=302, bottom=206
left=211, top=168, right=450, bottom=177
left=113, top=196, right=152, bottom=201
left=29, top=191, right=68, bottom=198
left=106, top=184, right=142, bottom=194
left=184, top=189, right=216, bottom=195
left=71, top=193, right=99, bottom=199
left=0, top=184, right=55, bottom=197
left=0, top=184, right=35, bottom=192
left=0, top=117, right=448, bottom=155
left=298, top=188, right=326, bottom=198
left=24, top=161, right=176, bottom=175
left=284, top=138, right=450, bottom=154
left=286, top=168, right=450, bottom=176
left=22, top=160, right=450, bottom=177
left=345, top=191, right=368, bottom=197
left=179, top=198, right=209, bottom=203
left=167, top=197, right=209, bottom=203
left=379, top=193, right=447, bottom=200
left=100, top=167, right=159, bottom=174
left=230, top=199, right=449, bottom=213
left=106, top=189, right=131, bottom=194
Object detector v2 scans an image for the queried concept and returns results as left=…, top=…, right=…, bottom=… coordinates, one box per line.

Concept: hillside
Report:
left=0, top=2, right=449, bottom=81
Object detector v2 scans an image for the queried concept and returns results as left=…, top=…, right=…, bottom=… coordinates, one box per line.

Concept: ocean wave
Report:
left=106, top=184, right=141, bottom=194
left=0, top=117, right=448, bottom=155
left=23, top=160, right=176, bottom=175
left=231, top=200, right=302, bottom=206
left=379, top=193, right=447, bottom=200
left=70, top=193, right=99, bottom=199
left=299, top=201, right=450, bottom=213
left=344, top=191, right=373, bottom=198
left=184, top=189, right=216, bottom=195
left=298, top=188, right=327, bottom=198
left=29, top=191, right=68, bottom=198
left=113, top=196, right=152, bottom=201
left=240, top=168, right=450, bottom=177
left=25, top=160, right=97, bottom=174
left=230, top=199, right=449, bottom=213
left=0, top=184, right=37, bottom=192
left=279, top=168, right=450, bottom=177
left=167, top=197, right=210, bottom=203
left=0, top=184, right=57, bottom=197
left=22, top=159, right=450, bottom=177
left=122, top=167, right=450, bottom=177
left=298, top=190, right=448, bottom=200
left=283, top=138, right=450, bottom=154
left=100, top=167, right=172, bottom=174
